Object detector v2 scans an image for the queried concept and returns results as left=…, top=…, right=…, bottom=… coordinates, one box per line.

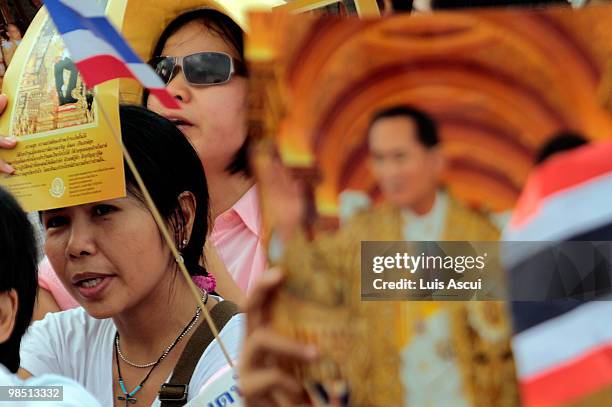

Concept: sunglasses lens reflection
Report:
left=154, top=57, right=176, bottom=84
left=184, top=52, right=232, bottom=85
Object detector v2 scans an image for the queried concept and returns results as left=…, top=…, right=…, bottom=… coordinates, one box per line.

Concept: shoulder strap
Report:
left=159, top=300, right=240, bottom=407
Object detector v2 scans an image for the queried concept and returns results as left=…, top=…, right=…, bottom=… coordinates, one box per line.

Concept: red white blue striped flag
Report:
left=504, top=140, right=612, bottom=407
left=43, top=0, right=179, bottom=109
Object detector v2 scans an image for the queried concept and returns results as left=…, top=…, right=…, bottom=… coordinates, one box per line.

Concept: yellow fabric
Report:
left=342, top=197, right=499, bottom=346
left=341, top=196, right=518, bottom=406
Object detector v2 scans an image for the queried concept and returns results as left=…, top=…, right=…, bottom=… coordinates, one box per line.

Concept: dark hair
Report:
left=0, top=187, right=38, bottom=373
left=144, top=8, right=251, bottom=177
left=535, top=130, right=588, bottom=164
left=153, top=9, right=244, bottom=63
left=120, top=105, right=210, bottom=275
left=368, top=105, right=439, bottom=148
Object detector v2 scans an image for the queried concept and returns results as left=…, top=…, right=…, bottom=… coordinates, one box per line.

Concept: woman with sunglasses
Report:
left=145, top=9, right=265, bottom=296
left=18, top=105, right=244, bottom=406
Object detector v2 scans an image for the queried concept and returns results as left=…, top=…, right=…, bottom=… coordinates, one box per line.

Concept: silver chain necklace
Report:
left=115, top=291, right=208, bottom=369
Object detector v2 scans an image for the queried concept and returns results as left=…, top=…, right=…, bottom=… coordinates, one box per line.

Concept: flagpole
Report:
left=94, top=93, right=235, bottom=369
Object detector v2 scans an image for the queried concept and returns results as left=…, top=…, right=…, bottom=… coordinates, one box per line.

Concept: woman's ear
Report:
left=177, top=191, right=197, bottom=245
left=0, top=289, right=18, bottom=344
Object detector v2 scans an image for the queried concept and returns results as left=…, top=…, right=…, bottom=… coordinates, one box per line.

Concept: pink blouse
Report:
left=38, top=257, right=79, bottom=310
left=211, top=185, right=266, bottom=294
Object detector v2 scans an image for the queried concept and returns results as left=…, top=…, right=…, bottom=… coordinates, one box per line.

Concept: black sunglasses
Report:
left=149, top=51, right=248, bottom=86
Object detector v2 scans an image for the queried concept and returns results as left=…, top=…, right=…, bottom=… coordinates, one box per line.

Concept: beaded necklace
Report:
left=114, top=292, right=208, bottom=405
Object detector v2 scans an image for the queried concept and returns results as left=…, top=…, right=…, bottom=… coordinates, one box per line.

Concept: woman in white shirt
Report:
left=19, top=105, right=244, bottom=406
left=0, top=185, right=101, bottom=406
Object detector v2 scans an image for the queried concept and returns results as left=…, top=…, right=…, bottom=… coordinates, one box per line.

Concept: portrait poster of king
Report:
left=247, top=4, right=612, bottom=406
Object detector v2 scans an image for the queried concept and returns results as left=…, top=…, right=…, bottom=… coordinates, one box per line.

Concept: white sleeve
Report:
left=0, top=366, right=102, bottom=407
left=187, top=313, right=245, bottom=397
left=19, top=313, right=66, bottom=377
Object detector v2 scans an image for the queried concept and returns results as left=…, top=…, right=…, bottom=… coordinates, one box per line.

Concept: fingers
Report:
left=305, top=383, right=328, bottom=407
left=0, top=117, right=17, bottom=174
left=240, top=368, right=303, bottom=407
left=240, top=271, right=320, bottom=407
left=0, top=154, right=15, bottom=174
left=0, top=136, right=16, bottom=149
left=242, top=328, right=318, bottom=370
left=305, top=381, right=350, bottom=407
left=244, top=268, right=284, bottom=332
left=0, top=94, right=8, bottom=114
left=240, top=329, right=318, bottom=406
left=0, top=160, right=14, bottom=174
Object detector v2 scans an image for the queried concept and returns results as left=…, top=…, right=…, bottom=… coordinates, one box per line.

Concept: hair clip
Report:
left=192, top=274, right=216, bottom=293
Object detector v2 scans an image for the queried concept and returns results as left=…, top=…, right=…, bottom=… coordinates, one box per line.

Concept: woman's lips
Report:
left=74, top=275, right=114, bottom=300
left=177, top=123, right=194, bottom=133
left=168, top=118, right=194, bottom=134
left=168, top=117, right=193, bottom=125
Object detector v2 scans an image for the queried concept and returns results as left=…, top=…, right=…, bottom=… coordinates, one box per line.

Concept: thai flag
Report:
left=43, top=0, right=178, bottom=109
left=503, top=140, right=612, bottom=407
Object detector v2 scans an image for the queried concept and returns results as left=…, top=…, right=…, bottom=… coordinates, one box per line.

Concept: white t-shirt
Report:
left=0, top=364, right=101, bottom=406
left=19, top=302, right=244, bottom=406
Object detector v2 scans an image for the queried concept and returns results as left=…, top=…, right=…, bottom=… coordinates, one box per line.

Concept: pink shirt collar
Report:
left=213, top=185, right=261, bottom=237
left=211, top=185, right=265, bottom=292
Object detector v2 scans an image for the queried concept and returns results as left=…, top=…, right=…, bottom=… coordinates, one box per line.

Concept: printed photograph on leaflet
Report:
left=0, top=0, right=125, bottom=212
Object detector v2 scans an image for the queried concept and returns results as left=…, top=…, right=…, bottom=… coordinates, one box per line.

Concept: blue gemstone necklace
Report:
left=114, top=292, right=208, bottom=405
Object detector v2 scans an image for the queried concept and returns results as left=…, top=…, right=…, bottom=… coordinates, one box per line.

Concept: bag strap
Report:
left=159, top=300, right=240, bottom=407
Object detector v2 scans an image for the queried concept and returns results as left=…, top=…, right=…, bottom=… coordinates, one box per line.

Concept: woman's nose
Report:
left=166, top=69, right=191, bottom=104
left=66, top=219, right=97, bottom=259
